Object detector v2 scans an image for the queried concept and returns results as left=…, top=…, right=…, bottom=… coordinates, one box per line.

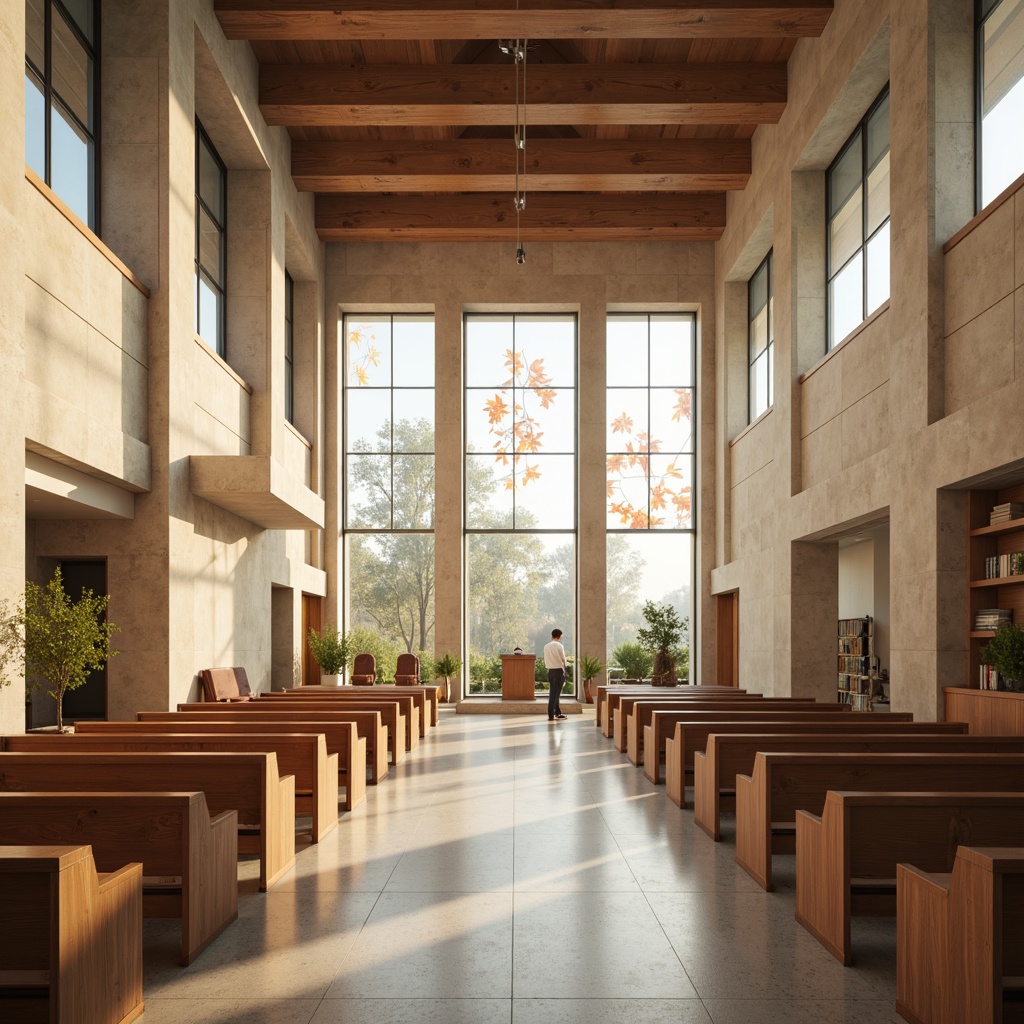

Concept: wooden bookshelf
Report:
left=837, top=616, right=873, bottom=711
left=965, top=486, right=1024, bottom=689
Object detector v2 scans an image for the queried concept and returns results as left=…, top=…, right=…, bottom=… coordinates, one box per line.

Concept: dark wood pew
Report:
left=8, top=732, right=338, bottom=843
left=601, top=688, right=758, bottom=738
left=77, top=718, right=366, bottom=811
left=794, top=790, right=1024, bottom=966
left=621, top=695, right=819, bottom=761
left=734, top=751, right=1024, bottom=891
left=652, top=709, right=921, bottom=788
left=694, top=732, right=1024, bottom=840
left=0, top=751, right=296, bottom=891
left=277, top=683, right=441, bottom=729
left=0, top=845, right=143, bottom=1024
left=142, top=708, right=387, bottom=784
left=897, top=845, right=1024, bottom=1024
left=0, top=791, right=237, bottom=965
left=252, top=695, right=420, bottom=749
left=594, top=684, right=746, bottom=731
left=176, top=700, right=405, bottom=766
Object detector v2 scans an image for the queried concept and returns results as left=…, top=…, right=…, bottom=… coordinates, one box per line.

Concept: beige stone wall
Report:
left=711, top=0, right=1024, bottom=719
left=326, top=241, right=716, bottom=696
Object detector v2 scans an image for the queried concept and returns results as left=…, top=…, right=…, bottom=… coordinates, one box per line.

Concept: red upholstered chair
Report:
left=200, top=666, right=255, bottom=702
left=350, top=653, right=376, bottom=685
left=395, top=653, right=420, bottom=685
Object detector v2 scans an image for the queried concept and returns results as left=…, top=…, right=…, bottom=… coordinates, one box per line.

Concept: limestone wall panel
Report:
left=840, top=381, right=890, bottom=467
left=944, top=200, right=1016, bottom=334
left=945, top=294, right=1015, bottom=413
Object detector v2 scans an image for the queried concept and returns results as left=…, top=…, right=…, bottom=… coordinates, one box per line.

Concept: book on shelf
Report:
left=838, top=617, right=871, bottom=637
left=979, top=664, right=1002, bottom=690
left=990, top=502, right=1024, bottom=524
left=973, top=608, right=1013, bottom=630
left=984, top=552, right=1024, bottom=579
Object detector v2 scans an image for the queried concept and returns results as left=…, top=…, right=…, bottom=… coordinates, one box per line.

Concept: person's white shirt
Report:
left=543, top=638, right=567, bottom=670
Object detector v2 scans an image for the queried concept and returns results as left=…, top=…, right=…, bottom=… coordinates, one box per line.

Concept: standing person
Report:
left=543, top=628, right=568, bottom=720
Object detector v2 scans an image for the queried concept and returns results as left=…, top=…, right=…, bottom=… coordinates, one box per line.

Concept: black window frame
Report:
left=284, top=271, right=295, bottom=425
left=24, top=0, right=100, bottom=231
left=194, top=119, right=227, bottom=358
left=748, top=250, right=774, bottom=423
left=825, top=84, right=890, bottom=351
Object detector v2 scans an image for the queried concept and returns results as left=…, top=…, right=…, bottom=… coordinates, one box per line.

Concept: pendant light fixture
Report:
left=499, top=30, right=528, bottom=265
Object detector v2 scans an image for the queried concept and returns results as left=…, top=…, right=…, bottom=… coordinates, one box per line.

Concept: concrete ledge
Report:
left=456, top=699, right=583, bottom=715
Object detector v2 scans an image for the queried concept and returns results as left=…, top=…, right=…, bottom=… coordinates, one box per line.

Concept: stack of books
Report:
left=990, top=502, right=1024, bottom=525
left=984, top=552, right=1024, bottom=579
left=974, top=608, right=1012, bottom=631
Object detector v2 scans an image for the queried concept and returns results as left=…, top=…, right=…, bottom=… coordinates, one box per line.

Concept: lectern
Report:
left=501, top=654, right=537, bottom=700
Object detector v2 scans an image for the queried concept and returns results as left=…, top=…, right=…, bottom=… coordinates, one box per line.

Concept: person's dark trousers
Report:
left=547, top=668, right=565, bottom=718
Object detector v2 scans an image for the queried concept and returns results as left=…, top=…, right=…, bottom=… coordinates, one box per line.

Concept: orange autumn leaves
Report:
left=348, top=325, right=381, bottom=386
left=608, top=388, right=692, bottom=529
left=485, top=349, right=554, bottom=490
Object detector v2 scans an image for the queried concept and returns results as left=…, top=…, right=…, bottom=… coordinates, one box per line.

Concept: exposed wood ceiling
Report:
left=214, top=2, right=834, bottom=242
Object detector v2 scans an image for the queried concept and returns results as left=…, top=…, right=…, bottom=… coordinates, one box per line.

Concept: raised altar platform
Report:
left=455, top=698, right=585, bottom=716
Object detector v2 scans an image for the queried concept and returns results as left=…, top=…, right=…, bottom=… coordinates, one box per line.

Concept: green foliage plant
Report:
left=636, top=600, right=687, bottom=686
left=23, top=567, right=119, bottom=733
left=612, top=641, right=653, bottom=682
left=434, top=652, right=461, bottom=703
left=0, top=598, right=25, bottom=692
left=307, top=624, right=350, bottom=677
left=980, top=624, right=1024, bottom=691
left=346, top=627, right=398, bottom=683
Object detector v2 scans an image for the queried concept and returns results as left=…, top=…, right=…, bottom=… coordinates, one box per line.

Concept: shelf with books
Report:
left=965, top=486, right=1024, bottom=690
left=837, top=615, right=876, bottom=711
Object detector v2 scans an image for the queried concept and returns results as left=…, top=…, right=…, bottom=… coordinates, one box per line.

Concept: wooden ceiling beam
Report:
left=315, top=191, right=726, bottom=240
left=216, top=1, right=833, bottom=41
left=292, top=137, right=751, bottom=191
left=261, top=62, right=787, bottom=126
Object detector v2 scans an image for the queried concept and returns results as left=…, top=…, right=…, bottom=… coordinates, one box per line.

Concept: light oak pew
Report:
left=794, top=790, right=1024, bottom=966
left=694, top=732, right=1024, bottom=840
left=11, top=731, right=338, bottom=843
left=601, top=687, right=755, bottom=738
left=650, top=708, right=908, bottom=788
left=0, top=791, right=237, bottom=966
left=595, top=684, right=746, bottom=731
left=0, top=845, right=143, bottom=1024
left=0, top=751, right=296, bottom=891
left=143, top=708, right=388, bottom=784
left=278, top=683, right=442, bottom=729
left=615, top=695, right=778, bottom=751
left=622, top=696, right=820, bottom=761
left=265, top=686, right=429, bottom=738
left=257, top=694, right=421, bottom=749
left=734, top=752, right=1024, bottom=892
left=897, top=846, right=1024, bottom=1024
left=77, top=718, right=366, bottom=811
left=177, top=699, right=406, bottom=765
left=664, top=716, right=953, bottom=799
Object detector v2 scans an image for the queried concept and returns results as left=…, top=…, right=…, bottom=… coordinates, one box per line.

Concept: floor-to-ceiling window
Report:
left=465, top=314, right=577, bottom=695
left=606, top=313, right=695, bottom=681
left=344, top=314, right=435, bottom=681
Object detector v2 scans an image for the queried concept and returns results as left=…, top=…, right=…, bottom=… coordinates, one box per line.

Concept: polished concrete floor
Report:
left=139, top=709, right=903, bottom=1023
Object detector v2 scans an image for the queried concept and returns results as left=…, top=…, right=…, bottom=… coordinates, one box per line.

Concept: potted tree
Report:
left=612, top=641, right=653, bottom=684
left=578, top=654, right=604, bottom=704
left=307, top=624, right=350, bottom=685
left=980, top=624, right=1024, bottom=692
left=23, top=567, right=119, bottom=733
left=636, top=600, right=687, bottom=686
left=434, top=652, right=461, bottom=703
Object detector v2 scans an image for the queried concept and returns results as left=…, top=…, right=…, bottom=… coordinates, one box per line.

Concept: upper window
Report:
left=195, top=121, right=226, bottom=357
left=748, top=251, right=773, bottom=421
left=978, top=0, right=1024, bottom=208
left=284, top=271, right=295, bottom=424
left=25, top=0, right=98, bottom=229
left=827, top=87, right=890, bottom=349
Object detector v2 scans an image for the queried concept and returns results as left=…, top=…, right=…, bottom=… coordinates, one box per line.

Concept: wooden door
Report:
left=715, top=592, right=740, bottom=687
left=301, top=593, right=324, bottom=687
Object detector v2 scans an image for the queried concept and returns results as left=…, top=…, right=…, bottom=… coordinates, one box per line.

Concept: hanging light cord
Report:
left=514, top=36, right=528, bottom=264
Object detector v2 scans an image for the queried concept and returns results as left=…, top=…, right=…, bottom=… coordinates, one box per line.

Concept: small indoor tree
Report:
left=306, top=624, right=351, bottom=682
left=23, top=567, right=119, bottom=732
left=636, top=600, right=687, bottom=686
left=434, top=652, right=461, bottom=703
left=980, top=624, right=1024, bottom=692
left=577, top=654, right=604, bottom=703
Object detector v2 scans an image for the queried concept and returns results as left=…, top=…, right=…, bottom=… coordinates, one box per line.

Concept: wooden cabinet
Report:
left=501, top=655, right=537, bottom=701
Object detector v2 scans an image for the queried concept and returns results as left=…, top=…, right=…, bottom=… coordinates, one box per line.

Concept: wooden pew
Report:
left=621, top=695, right=819, bottom=761
left=694, top=732, right=1024, bottom=840
left=0, top=751, right=296, bottom=891
left=175, top=700, right=405, bottom=766
left=601, top=688, right=758, bottom=738
left=734, top=752, right=1024, bottom=891
left=897, top=846, right=1024, bottom=1024
left=76, top=718, right=366, bottom=812
left=0, top=791, right=237, bottom=965
left=277, top=683, right=442, bottom=729
left=0, top=844, right=143, bottom=1024
left=652, top=709, right=922, bottom=788
left=795, top=790, right=1024, bottom=966
left=141, top=708, right=387, bottom=784
left=594, top=684, right=746, bottom=731
left=7, top=732, right=338, bottom=843
left=252, top=695, right=421, bottom=748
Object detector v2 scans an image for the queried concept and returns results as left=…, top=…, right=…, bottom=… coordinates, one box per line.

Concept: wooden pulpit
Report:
left=501, top=654, right=537, bottom=700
